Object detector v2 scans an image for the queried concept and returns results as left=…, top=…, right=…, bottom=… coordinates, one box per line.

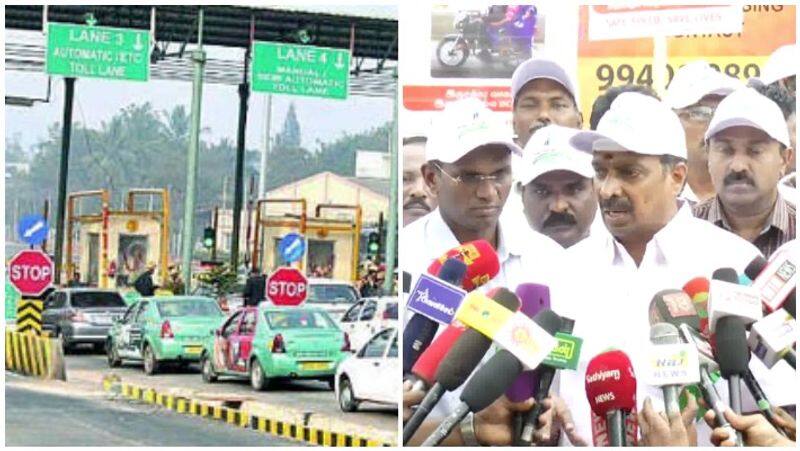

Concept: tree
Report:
left=275, top=102, right=301, bottom=149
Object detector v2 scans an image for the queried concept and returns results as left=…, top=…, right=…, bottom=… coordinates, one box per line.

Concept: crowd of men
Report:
left=401, top=44, right=796, bottom=447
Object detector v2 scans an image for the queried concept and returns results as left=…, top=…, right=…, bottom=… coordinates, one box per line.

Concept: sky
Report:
left=5, top=19, right=395, bottom=156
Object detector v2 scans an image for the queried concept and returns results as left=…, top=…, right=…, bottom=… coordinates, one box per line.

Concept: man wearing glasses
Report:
left=664, top=61, right=741, bottom=203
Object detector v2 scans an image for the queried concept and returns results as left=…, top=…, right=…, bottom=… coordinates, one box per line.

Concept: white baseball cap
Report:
left=664, top=60, right=742, bottom=109
left=426, top=98, right=522, bottom=164
left=511, top=57, right=579, bottom=109
left=516, top=125, right=593, bottom=186
left=570, top=92, right=688, bottom=159
left=704, top=87, right=791, bottom=147
left=759, top=44, right=797, bottom=86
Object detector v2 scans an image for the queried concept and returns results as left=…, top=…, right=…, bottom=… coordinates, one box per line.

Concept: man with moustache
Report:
left=547, top=92, right=794, bottom=446
left=403, top=98, right=566, bottom=446
left=516, top=125, right=597, bottom=248
left=693, top=88, right=795, bottom=258
left=403, top=135, right=437, bottom=226
left=664, top=61, right=741, bottom=203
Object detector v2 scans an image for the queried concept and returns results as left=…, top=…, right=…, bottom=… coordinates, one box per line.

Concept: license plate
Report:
left=183, top=345, right=203, bottom=355
left=300, top=361, right=330, bottom=371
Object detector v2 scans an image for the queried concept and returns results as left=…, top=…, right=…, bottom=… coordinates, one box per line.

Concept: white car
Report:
left=335, top=327, right=398, bottom=412
left=306, top=278, right=360, bottom=320
left=339, top=297, right=398, bottom=350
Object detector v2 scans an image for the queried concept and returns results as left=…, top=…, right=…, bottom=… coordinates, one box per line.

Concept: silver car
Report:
left=42, top=288, right=128, bottom=353
left=304, top=278, right=360, bottom=321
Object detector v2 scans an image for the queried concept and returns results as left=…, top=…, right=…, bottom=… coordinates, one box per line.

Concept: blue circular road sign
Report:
left=278, top=233, right=306, bottom=264
left=17, top=214, right=49, bottom=246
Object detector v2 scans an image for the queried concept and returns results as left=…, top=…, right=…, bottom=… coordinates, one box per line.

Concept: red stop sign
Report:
left=8, top=250, right=54, bottom=297
left=266, top=267, right=309, bottom=306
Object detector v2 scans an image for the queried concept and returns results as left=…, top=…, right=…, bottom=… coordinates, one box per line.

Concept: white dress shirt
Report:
left=402, top=207, right=566, bottom=419
left=556, top=203, right=795, bottom=446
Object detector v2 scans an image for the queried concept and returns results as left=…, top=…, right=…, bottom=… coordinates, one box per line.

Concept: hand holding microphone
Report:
left=703, top=409, right=796, bottom=447
left=638, top=392, right=699, bottom=447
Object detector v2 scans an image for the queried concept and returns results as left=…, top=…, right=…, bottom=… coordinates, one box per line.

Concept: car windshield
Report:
left=71, top=292, right=126, bottom=308
left=157, top=299, right=222, bottom=318
left=264, top=310, right=336, bottom=330
left=306, top=284, right=358, bottom=305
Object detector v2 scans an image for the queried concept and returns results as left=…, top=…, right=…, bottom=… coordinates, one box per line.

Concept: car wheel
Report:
left=143, top=344, right=160, bottom=376
left=93, top=342, right=105, bottom=353
left=338, top=376, right=359, bottom=412
left=249, top=359, right=269, bottom=391
left=201, top=353, right=218, bottom=383
left=325, top=376, right=336, bottom=391
left=107, top=340, right=122, bottom=368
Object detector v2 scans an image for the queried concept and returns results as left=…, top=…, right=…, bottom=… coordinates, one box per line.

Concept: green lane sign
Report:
left=251, top=42, right=350, bottom=100
left=5, top=278, right=21, bottom=322
left=46, top=22, right=150, bottom=81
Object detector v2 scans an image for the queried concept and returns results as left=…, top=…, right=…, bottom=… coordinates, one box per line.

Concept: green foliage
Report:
left=196, top=264, right=238, bottom=296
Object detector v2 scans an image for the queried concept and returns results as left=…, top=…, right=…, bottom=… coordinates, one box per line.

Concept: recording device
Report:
left=403, top=258, right=467, bottom=375
left=408, top=322, right=466, bottom=393
left=426, top=239, right=501, bottom=291
left=683, top=277, right=711, bottom=334
left=649, top=323, right=700, bottom=417
left=708, top=268, right=762, bottom=332
left=714, top=316, right=750, bottom=446
left=744, top=250, right=796, bottom=317
left=420, top=309, right=561, bottom=446
left=585, top=349, right=637, bottom=447
left=748, top=308, right=796, bottom=369
left=402, top=288, right=518, bottom=444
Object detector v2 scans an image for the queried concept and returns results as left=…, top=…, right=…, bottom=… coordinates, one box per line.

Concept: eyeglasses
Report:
left=432, top=162, right=512, bottom=187
left=678, top=105, right=715, bottom=123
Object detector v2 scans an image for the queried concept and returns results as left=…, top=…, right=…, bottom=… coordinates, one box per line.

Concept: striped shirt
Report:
left=692, top=193, right=795, bottom=259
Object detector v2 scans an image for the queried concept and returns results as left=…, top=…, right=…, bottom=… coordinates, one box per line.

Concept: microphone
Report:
left=420, top=308, right=562, bottom=446
left=426, top=239, right=501, bottom=291
left=649, top=323, right=698, bottom=417
left=409, top=322, right=466, bottom=393
left=708, top=268, right=762, bottom=333
left=683, top=277, right=711, bottom=334
left=403, top=258, right=467, bottom=375
left=649, top=289, right=701, bottom=332
left=748, top=308, right=797, bottom=369
left=744, top=250, right=797, bottom=316
left=585, top=349, right=637, bottom=447
left=402, top=288, right=519, bottom=445
left=715, top=315, right=750, bottom=446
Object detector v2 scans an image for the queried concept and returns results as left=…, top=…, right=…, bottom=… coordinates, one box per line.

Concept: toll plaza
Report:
left=65, top=188, right=170, bottom=289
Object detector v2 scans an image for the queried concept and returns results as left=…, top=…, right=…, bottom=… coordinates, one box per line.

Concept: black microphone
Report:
left=742, top=368, right=788, bottom=437
left=519, top=313, right=571, bottom=445
left=402, top=259, right=467, bottom=375
left=402, top=288, right=519, bottom=445
left=716, top=316, right=749, bottom=446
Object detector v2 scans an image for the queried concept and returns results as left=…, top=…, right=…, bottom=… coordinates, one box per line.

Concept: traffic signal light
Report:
left=367, top=232, right=380, bottom=258
left=203, top=227, right=215, bottom=249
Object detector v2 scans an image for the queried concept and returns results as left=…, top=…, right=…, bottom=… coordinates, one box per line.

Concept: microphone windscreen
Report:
left=714, top=316, right=750, bottom=378
left=411, top=323, right=465, bottom=385
left=437, top=258, right=468, bottom=286
left=649, top=322, right=681, bottom=345
left=744, top=255, right=768, bottom=281
left=435, top=288, right=520, bottom=390
left=683, top=277, right=710, bottom=298
left=649, top=289, right=701, bottom=331
left=712, top=267, right=739, bottom=283
left=403, top=315, right=439, bottom=373
left=585, top=349, right=637, bottom=416
left=426, top=240, right=500, bottom=290
left=515, top=283, right=551, bottom=318
left=533, top=309, right=562, bottom=335
left=461, top=349, right=523, bottom=412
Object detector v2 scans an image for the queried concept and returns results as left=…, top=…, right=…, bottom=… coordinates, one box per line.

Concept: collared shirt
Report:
left=557, top=203, right=795, bottom=446
left=693, top=193, right=796, bottom=259
left=402, top=207, right=566, bottom=419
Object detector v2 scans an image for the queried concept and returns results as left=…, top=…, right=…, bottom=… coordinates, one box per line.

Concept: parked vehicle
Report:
left=339, top=297, right=398, bottom=351
left=305, top=278, right=360, bottom=320
left=335, top=327, right=398, bottom=412
left=42, top=288, right=128, bottom=353
left=200, top=305, right=350, bottom=391
left=106, top=296, right=225, bottom=375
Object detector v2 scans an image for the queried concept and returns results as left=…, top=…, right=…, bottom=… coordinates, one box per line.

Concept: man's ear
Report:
left=576, top=110, right=584, bottom=130
left=780, top=146, right=794, bottom=176
left=672, top=161, right=689, bottom=197
left=421, top=162, right=440, bottom=195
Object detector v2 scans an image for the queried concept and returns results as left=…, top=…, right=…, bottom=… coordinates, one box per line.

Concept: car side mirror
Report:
left=214, top=328, right=221, bottom=336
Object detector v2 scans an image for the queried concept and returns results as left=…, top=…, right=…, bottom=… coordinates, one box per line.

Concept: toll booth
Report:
left=66, top=189, right=170, bottom=289
left=251, top=199, right=361, bottom=282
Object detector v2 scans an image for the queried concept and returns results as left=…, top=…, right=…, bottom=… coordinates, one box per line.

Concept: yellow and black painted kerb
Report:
left=16, top=299, right=43, bottom=335
left=5, top=328, right=53, bottom=377
left=102, top=377, right=393, bottom=447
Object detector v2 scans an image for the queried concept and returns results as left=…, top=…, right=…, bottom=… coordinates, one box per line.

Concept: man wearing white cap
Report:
left=693, top=88, right=795, bottom=259
left=665, top=61, right=741, bottom=203
left=516, top=125, right=597, bottom=248
left=510, top=57, right=582, bottom=148
left=759, top=44, right=796, bottom=96
left=551, top=93, right=789, bottom=446
left=403, top=98, right=566, bottom=446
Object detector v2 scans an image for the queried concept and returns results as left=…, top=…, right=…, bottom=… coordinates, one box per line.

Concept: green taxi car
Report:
left=200, top=305, right=350, bottom=391
left=106, top=296, right=225, bottom=375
